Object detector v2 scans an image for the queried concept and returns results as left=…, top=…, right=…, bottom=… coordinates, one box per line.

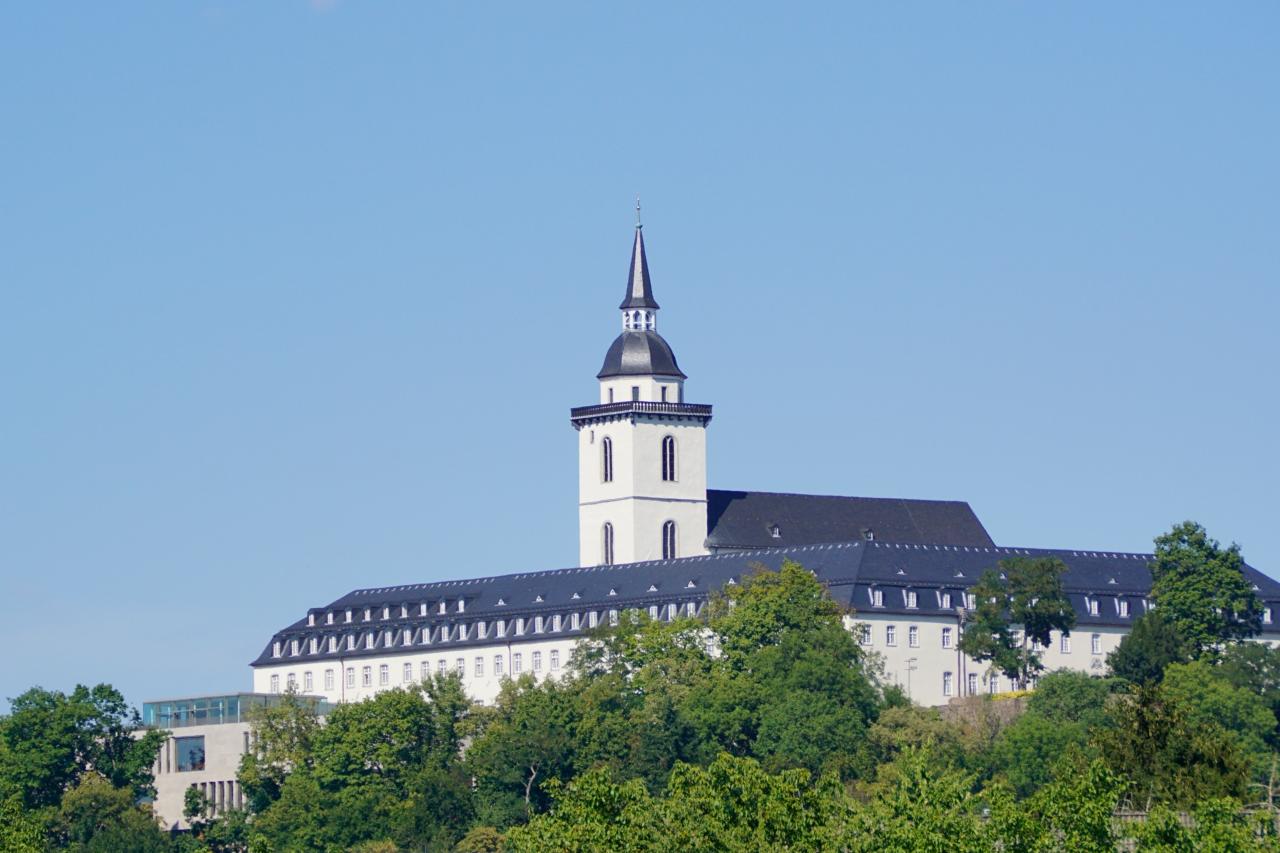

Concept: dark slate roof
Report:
left=252, top=538, right=1280, bottom=667
left=619, top=225, right=659, bottom=310
left=705, top=490, right=995, bottom=550
left=597, top=330, right=686, bottom=379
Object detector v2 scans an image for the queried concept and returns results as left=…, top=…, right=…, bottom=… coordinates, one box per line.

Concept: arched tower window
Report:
left=661, top=435, right=676, bottom=482
left=601, top=437, right=613, bottom=483
left=662, top=520, right=677, bottom=560
left=602, top=523, right=614, bottom=566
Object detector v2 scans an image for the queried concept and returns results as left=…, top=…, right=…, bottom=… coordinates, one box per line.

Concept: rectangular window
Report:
left=859, top=624, right=871, bottom=645
left=175, top=736, right=206, bottom=772
left=291, top=639, right=299, bottom=656
left=552, top=614, right=562, bottom=632
left=516, top=618, right=525, bottom=635
left=324, top=669, right=334, bottom=691
left=908, top=625, right=919, bottom=648
left=404, top=629, right=413, bottom=645
left=589, top=611, right=599, bottom=628
left=365, top=634, right=374, bottom=650
left=478, top=621, right=487, bottom=639
left=1118, top=600, right=1130, bottom=618
left=886, top=625, right=897, bottom=646
left=346, top=667, right=355, bottom=688
left=571, top=613, right=581, bottom=630
left=273, top=641, right=282, bottom=658
left=965, top=593, right=977, bottom=610
left=1091, top=634, right=1102, bottom=655
left=649, top=605, right=659, bottom=619
left=328, top=637, right=337, bottom=653
left=382, top=606, right=390, bottom=620
left=661, top=385, right=668, bottom=402
left=1088, top=599, right=1099, bottom=616
left=1061, top=634, right=1071, bottom=654
left=270, top=674, right=280, bottom=693
left=362, top=666, right=372, bottom=687
left=941, top=627, right=953, bottom=648
left=943, top=672, right=953, bottom=697
left=988, top=675, right=998, bottom=694
left=513, top=653, right=523, bottom=674
left=609, top=609, right=619, bottom=626
left=533, top=651, right=543, bottom=672
left=967, top=673, right=978, bottom=695
left=608, top=387, right=615, bottom=403
left=871, top=589, right=884, bottom=608
left=345, top=608, right=352, bottom=623
left=1267, top=608, right=1274, bottom=625
left=438, top=659, right=447, bottom=674
left=495, top=655, right=504, bottom=676
left=496, top=621, right=506, bottom=638
left=364, top=608, right=371, bottom=621
left=287, top=673, right=296, bottom=690
left=550, top=649, right=560, bottom=671
left=686, top=601, right=697, bottom=617
left=420, top=662, right=429, bottom=681
left=379, top=664, right=389, bottom=686
left=534, top=616, right=544, bottom=633
left=304, top=671, right=313, bottom=692
left=455, top=658, right=465, bottom=675
left=421, top=626, right=432, bottom=645
left=475, top=657, right=484, bottom=677
left=941, top=593, right=952, bottom=610
left=631, top=385, right=640, bottom=401
left=403, top=663, right=413, bottom=683
left=905, top=591, right=918, bottom=609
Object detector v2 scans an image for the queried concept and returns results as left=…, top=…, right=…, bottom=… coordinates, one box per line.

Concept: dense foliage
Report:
left=4, top=524, right=1280, bottom=850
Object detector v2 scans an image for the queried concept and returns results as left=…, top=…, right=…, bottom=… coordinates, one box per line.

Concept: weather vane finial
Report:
left=635, top=196, right=642, bottom=228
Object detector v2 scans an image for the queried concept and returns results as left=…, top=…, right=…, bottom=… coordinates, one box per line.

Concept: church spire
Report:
left=619, top=201, right=660, bottom=312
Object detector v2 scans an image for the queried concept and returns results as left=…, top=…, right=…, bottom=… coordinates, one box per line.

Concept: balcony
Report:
left=569, top=401, right=713, bottom=427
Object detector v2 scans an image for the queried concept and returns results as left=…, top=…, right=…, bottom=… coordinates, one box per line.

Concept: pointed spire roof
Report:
left=619, top=224, right=660, bottom=310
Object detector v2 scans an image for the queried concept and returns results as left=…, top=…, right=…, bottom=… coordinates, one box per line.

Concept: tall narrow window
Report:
left=601, top=437, right=613, bottom=483
left=661, top=436, right=676, bottom=482
left=662, top=520, right=677, bottom=560
left=631, top=385, right=640, bottom=401
left=660, top=386, right=668, bottom=402
left=602, top=523, right=614, bottom=566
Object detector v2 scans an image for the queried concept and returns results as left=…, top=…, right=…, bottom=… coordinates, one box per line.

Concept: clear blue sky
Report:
left=2, top=2, right=1276, bottom=711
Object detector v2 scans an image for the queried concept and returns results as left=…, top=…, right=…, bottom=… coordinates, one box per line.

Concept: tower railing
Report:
left=569, top=401, right=713, bottom=425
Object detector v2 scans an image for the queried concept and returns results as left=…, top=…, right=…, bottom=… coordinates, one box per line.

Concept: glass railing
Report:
left=141, top=693, right=331, bottom=728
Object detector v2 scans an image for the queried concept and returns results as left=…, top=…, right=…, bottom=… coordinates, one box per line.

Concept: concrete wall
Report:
left=150, top=722, right=250, bottom=831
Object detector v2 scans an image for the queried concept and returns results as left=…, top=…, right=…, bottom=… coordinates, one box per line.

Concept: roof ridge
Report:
left=708, top=488, right=971, bottom=505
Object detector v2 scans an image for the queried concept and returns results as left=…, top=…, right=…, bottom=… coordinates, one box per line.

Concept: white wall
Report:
left=599, top=376, right=683, bottom=405
left=850, top=612, right=1127, bottom=706
left=577, top=417, right=708, bottom=565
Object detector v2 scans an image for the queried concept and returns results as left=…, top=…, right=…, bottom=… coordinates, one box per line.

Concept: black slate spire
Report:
left=619, top=219, right=660, bottom=310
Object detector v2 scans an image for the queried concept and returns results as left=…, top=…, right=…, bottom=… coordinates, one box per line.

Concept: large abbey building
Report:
left=250, top=221, right=1280, bottom=708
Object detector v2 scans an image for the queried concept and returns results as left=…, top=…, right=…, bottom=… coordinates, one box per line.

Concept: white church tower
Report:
left=570, top=213, right=712, bottom=567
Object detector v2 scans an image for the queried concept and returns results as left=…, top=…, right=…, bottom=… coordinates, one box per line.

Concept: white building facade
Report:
left=250, top=220, right=1280, bottom=709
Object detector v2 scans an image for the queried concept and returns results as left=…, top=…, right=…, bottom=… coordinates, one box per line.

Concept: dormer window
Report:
left=328, top=636, right=337, bottom=652
left=516, top=618, right=525, bottom=635
left=864, top=529, right=875, bottom=542
left=904, top=590, right=918, bottom=609
left=422, top=627, right=432, bottom=645
left=496, top=620, right=506, bottom=638
left=363, top=608, right=371, bottom=621
left=401, top=605, right=408, bottom=618
left=345, top=609, right=352, bottom=623
left=382, top=606, right=390, bottom=620
left=552, top=614, right=562, bottom=632
left=941, top=593, right=952, bottom=610
left=307, top=613, right=315, bottom=627
left=272, top=641, right=282, bottom=658
left=1118, top=600, right=1130, bottom=618
left=1266, top=608, right=1273, bottom=625
left=420, top=603, right=428, bottom=616
left=438, top=601, right=447, bottom=615
left=326, top=612, right=334, bottom=625
left=1088, top=599, right=1100, bottom=617
left=871, top=589, right=884, bottom=608
left=458, top=598, right=466, bottom=614
left=769, top=524, right=781, bottom=539
left=290, top=639, right=299, bottom=656
left=534, top=616, right=544, bottom=633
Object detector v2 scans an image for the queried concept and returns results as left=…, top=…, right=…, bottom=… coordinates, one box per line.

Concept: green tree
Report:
left=465, top=674, right=580, bottom=827
left=54, top=774, right=170, bottom=853
left=687, top=560, right=881, bottom=779
left=1160, top=660, right=1276, bottom=777
left=985, top=756, right=1124, bottom=853
left=1149, top=521, right=1262, bottom=657
left=1134, top=797, right=1280, bottom=852
left=842, top=747, right=986, bottom=853
left=1106, top=610, right=1189, bottom=685
left=0, top=684, right=164, bottom=811
left=1218, top=641, right=1280, bottom=748
left=237, top=688, right=322, bottom=812
left=1095, top=684, right=1251, bottom=808
left=959, top=557, right=1075, bottom=689
left=0, top=795, right=45, bottom=853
